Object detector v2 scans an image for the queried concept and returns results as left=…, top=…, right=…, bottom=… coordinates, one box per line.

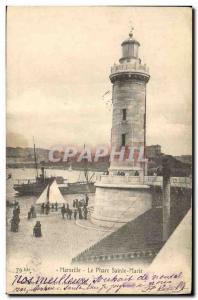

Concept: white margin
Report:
left=0, top=1, right=196, bottom=299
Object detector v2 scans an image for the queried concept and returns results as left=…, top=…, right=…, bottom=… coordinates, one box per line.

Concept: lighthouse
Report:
left=92, top=29, right=152, bottom=228
left=109, top=28, right=150, bottom=175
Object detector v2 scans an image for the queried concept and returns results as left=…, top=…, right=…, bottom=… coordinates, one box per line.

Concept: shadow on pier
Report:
left=72, top=186, right=191, bottom=264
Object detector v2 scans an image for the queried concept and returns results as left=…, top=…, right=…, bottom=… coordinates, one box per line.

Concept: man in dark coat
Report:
left=61, top=204, right=66, bottom=219
left=30, top=205, right=36, bottom=218
left=85, top=194, right=89, bottom=206
left=16, top=205, right=20, bottom=215
left=27, top=211, right=31, bottom=220
left=83, top=206, right=88, bottom=220
left=41, top=203, right=45, bottom=214
left=76, top=199, right=79, bottom=209
left=45, top=202, right=50, bottom=215
left=74, top=209, right=77, bottom=220
left=78, top=207, right=83, bottom=220
left=13, top=205, right=20, bottom=218
left=68, top=209, right=72, bottom=220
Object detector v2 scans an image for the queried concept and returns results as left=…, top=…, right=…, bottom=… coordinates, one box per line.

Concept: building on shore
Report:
left=146, top=145, right=161, bottom=159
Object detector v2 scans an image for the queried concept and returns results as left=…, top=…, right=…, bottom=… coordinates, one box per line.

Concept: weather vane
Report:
left=129, top=20, right=134, bottom=37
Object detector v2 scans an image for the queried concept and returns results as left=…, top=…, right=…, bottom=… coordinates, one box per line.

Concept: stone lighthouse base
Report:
left=91, top=176, right=152, bottom=229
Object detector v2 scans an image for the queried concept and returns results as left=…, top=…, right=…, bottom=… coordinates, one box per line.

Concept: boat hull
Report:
left=13, top=182, right=96, bottom=196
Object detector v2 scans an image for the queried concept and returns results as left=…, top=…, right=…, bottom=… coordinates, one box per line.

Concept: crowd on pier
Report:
left=9, top=195, right=90, bottom=238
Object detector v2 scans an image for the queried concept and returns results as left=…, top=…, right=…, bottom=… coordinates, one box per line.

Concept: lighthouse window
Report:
left=122, top=109, right=127, bottom=121
left=122, top=134, right=126, bottom=146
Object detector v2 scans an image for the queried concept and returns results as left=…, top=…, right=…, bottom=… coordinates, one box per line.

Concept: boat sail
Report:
left=36, top=180, right=66, bottom=204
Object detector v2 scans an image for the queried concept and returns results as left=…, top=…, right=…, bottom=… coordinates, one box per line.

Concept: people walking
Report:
left=13, top=205, right=20, bottom=217
left=41, top=203, right=45, bottom=214
left=30, top=205, right=36, bottom=218
left=83, top=205, right=88, bottom=220
left=74, top=209, right=77, bottom=220
left=85, top=194, right=89, bottom=206
left=65, top=204, right=70, bottom=219
left=68, top=209, right=72, bottom=220
left=45, top=202, right=50, bottom=215
left=76, top=199, right=79, bottom=209
left=13, top=200, right=18, bottom=208
left=27, top=211, right=31, bottom=220
left=61, top=204, right=66, bottom=219
left=11, top=206, right=20, bottom=232
left=32, top=207, right=37, bottom=218
left=78, top=207, right=83, bottom=220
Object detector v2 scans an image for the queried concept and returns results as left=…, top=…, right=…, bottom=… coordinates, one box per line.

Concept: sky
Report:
left=6, top=6, right=192, bottom=155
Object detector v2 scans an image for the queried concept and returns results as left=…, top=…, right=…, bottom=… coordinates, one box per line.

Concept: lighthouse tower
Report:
left=109, top=28, right=150, bottom=175
left=92, top=30, right=152, bottom=228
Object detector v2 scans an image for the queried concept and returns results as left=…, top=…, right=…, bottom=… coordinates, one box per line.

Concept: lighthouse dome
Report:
left=120, top=30, right=140, bottom=63
left=121, top=32, right=140, bottom=47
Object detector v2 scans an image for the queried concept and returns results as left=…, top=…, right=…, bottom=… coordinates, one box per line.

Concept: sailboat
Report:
left=36, top=179, right=66, bottom=204
left=13, top=137, right=67, bottom=196
left=13, top=141, right=96, bottom=196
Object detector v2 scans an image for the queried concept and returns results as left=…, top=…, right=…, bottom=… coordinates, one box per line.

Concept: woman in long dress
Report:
left=33, top=221, right=42, bottom=237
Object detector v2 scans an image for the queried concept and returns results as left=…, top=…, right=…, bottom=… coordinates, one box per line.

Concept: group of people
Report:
left=27, top=206, right=42, bottom=237
left=61, top=204, right=72, bottom=219
left=40, top=202, right=58, bottom=215
left=117, top=170, right=139, bottom=176
left=10, top=194, right=90, bottom=237
left=10, top=203, right=42, bottom=237
left=61, top=203, right=88, bottom=220
left=73, top=194, right=89, bottom=208
left=10, top=204, right=20, bottom=232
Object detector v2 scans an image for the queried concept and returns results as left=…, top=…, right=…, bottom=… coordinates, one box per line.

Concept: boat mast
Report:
left=33, top=137, right=39, bottom=178
left=88, top=172, right=95, bottom=182
left=47, top=184, right=50, bottom=202
left=83, top=144, right=89, bottom=183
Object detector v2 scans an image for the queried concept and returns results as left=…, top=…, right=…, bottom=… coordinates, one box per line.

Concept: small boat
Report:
left=13, top=138, right=68, bottom=196
left=36, top=180, right=66, bottom=205
left=13, top=141, right=96, bottom=196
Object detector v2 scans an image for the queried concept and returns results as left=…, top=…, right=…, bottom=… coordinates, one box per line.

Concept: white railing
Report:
left=111, top=62, right=149, bottom=75
left=96, top=175, right=192, bottom=188
left=144, top=176, right=162, bottom=184
left=96, top=175, right=144, bottom=185
left=14, top=179, right=36, bottom=185
left=171, top=177, right=192, bottom=184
